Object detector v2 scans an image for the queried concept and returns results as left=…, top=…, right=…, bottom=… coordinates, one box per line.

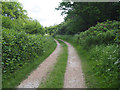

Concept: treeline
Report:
left=48, top=2, right=120, bottom=35
left=2, top=2, right=56, bottom=87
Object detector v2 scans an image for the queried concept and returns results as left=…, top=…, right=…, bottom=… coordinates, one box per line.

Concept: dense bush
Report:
left=55, top=20, right=120, bottom=88
left=2, top=16, right=13, bottom=29
left=23, top=19, right=45, bottom=35
left=76, top=20, right=120, bottom=48
left=2, top=28, right=55, bottom=80
left=88, top=44, right=119, bottom=87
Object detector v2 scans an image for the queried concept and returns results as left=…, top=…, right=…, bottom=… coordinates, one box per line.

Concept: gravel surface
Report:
left=63, top=40, right=86, bottom=88
left=18, top=40, right=61, bottom=88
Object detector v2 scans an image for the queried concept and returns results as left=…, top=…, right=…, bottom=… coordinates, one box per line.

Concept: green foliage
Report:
left=12, top=17, right=25, bottom=31
left=23, top=19, right=45, bottom=35
left=55, top=2, right=120, bottom=35
left=88, top=44, right=119, bottom=88
left=45, top=25, right=59, bottom=36
left=76, top=20, right=119, bottom=48
left=2, top=2, right=45, bottom=35
left=55, top=21, right=120, bottom=88
left=2, top=16, right=13, bottom=29
left=2, top=27, right=55, bottom=82
left=2, top=2, right=27, bottom=19
left=2, top=34, right=56, bottom=88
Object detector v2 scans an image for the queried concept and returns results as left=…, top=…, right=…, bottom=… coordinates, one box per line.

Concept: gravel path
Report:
left=62, top=40, right=86, bottom=88
left=18, top=40, right=61, bottom=88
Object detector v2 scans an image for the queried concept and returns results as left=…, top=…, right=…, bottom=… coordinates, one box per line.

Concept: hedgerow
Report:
left=1, top=2, right=57, bottom=88
left=2, top=28, right=55, bottom=81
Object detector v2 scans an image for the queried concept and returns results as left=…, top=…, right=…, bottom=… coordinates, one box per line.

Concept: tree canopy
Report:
left=55, top=2, right=120, bottom=35
left=2, top=2, right=45, bottom=35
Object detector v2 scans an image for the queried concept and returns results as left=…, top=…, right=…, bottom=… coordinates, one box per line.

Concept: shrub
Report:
left=2, top=28, right=55, bottom=80
left=88, top=44, right=119, bottom=87
left=77, top=20, right=119, bottom=49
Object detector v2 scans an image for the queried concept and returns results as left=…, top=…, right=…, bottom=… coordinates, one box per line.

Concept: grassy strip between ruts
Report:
left=39, top=39, right=68, bottom=88
left=2, top=40, right=57, bottom=88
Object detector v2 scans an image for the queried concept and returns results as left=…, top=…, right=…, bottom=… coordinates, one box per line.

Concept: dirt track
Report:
left=18, top=39, right=86, bottom=88
left=18, top=40, right=62, bottom=88
left=62, top=40, right=86, bottom=88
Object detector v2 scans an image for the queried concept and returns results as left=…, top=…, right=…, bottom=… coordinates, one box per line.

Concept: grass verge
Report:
left=39, top=40, right=68, bottom=88
left=2, top=40, right=57, bottom=88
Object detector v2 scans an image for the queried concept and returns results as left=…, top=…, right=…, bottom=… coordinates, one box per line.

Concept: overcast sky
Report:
left=18, top=0, right=64, bottom=27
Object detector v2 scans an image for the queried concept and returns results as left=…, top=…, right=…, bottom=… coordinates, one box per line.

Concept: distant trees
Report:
left=45, top=25, right=59, bottom=35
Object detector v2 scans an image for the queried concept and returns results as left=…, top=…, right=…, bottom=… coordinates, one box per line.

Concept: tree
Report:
left=2, top=2, right=27, bottom=19
left=56, top=2, right=120, bottom=35
left=23, top=19, right=45, bottom=35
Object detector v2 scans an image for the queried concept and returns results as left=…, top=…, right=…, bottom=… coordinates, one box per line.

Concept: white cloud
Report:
left=18, top=0, right=64, bottom=27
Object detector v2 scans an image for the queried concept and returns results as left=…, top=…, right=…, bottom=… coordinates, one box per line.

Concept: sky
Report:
left=18, top=0, right=64, bottom=27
